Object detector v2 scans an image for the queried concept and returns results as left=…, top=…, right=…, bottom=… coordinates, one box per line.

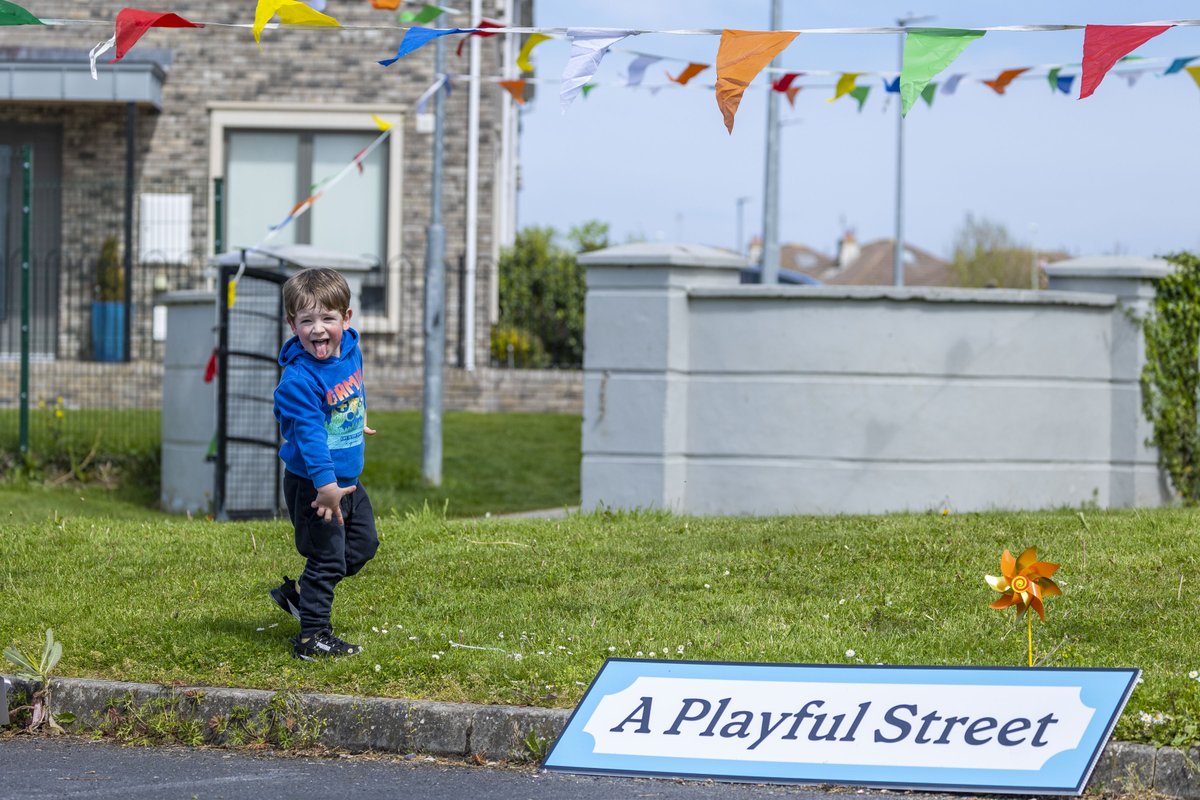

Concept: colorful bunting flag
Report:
left=581, top=83, right=596, bottom=99
left=848, top=84, right=870, bottom=111
left=983, top=67, right=1029, bottom=94
left=498, top=78, right=527, bottom=105
left=561, top=29, right=635, bottom=111
left=111, top=9, right=203, bottom=63
left=1079, top=24, right=1173, bottom=99
left=941, top=73, right=965, bottom=94
left=253, top=0, right=339, bottom=45
left=372, top=114, right=394, bottom=131
left=1056, top=74, right=1075, bottom=94
left=901, top=28, right=984, bottom=116
left=398, top=4, right=449, bottom=24
left=456, top=18, right=502, bottom=57
left=715, top=29, right=799, bottom=133
left=1162, top=56, right=1196, bottom=75
left=883, top=76, right=900, bottom=93
left=371, top=0, right=401, bottom=8
left=1047, top=66, right=1062, bottom=91
left=827, top=72, right=861, bottom=103
left=378, top=27, right=466, bottom=65
left=625, top=54, right=661, bottom=87
left=0, top=0, right=42, bottom=25
left=920, top=82, right=937, bottom=106
left=1187, top=65, right=1200, bottom=90
left=1119, top=69, right=1147, bottom=87
left=668, top=62, right=709, bottom=85
left=516, top=32, right=551, bottom=73
left=783, top=86, right=801, bottom=107
left=771, top=72, right=802, bottom=92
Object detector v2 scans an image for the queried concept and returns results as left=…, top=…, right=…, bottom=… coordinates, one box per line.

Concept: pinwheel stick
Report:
left=1026, top=611, right=1033, bottom=667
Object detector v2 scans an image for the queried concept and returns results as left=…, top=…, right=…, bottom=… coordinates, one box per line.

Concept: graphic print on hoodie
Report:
left=274, top=327, right=366, bottom=489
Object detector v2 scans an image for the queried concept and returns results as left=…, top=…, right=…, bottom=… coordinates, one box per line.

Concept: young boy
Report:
left=270, top=267, right=378, bottom=659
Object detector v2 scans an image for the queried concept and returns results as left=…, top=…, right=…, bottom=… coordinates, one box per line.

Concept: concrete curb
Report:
left=4, top=675, right=1198, bottom=798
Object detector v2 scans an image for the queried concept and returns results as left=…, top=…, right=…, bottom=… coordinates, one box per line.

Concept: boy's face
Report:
left=289, top=304, right=352, bottom=361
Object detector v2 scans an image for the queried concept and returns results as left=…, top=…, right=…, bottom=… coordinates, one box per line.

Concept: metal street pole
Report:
left=736, top=195, right=750, bottom=256
left=893, top=14, right=933, bottom=287
left=421, top=38, right=447, bottom=486
left=760, top=0, right=783, bottom=282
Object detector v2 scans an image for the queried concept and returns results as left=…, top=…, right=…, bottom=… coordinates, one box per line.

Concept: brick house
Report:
left=0, top=0, right=530, bottom=375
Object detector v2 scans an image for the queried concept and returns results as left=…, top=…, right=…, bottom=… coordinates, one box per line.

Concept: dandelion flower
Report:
left=845, top=649, right=856, bottom=658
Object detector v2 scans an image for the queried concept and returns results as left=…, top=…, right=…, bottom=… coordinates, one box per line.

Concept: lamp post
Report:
left=893, top=13, right=933, bottom=287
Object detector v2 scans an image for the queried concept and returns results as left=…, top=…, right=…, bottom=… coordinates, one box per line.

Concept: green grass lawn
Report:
left=2, top=486, right=1199, bottom=748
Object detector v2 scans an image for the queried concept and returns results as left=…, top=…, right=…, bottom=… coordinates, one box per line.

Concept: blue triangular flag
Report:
left=379, top=27, right=467, bottom=66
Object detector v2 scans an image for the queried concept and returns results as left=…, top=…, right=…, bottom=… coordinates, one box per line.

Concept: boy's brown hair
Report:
left=282, top=268, right=351, bottom=323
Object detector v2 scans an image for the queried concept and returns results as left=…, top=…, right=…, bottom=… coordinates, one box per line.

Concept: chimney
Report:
left=836, top=230, right=860, bottom=269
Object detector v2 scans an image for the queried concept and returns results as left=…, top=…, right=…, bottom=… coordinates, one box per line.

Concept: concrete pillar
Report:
left=161, top=291, right=217, bottom=514
left=579, top=244, right=745, bottom=511
left=1045, top=256, right=1174, bottom=506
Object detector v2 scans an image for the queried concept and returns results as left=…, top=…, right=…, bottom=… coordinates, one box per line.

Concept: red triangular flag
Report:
left=1079, top=24, right=1173, bottom=99
left=772, top=71, right=802, bottom=92
left=456, top=18, right=503, bottom=57
left=111, top=8, right=202, bottom=63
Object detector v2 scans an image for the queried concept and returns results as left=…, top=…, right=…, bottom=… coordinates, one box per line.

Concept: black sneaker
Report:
left=269, top=575, right=301, bottom=621
left=292, top=630, right=362, bottom=660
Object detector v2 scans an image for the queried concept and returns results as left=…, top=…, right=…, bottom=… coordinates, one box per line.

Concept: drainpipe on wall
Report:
left=124, top=101, right=136, bottom=362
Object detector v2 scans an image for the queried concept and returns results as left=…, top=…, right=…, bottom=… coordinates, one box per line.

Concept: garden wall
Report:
left=580, top=244, right=1173, bottom=515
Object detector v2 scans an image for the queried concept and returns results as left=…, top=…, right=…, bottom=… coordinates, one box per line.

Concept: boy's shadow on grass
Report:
left=181, top=615, right=297, bottom=648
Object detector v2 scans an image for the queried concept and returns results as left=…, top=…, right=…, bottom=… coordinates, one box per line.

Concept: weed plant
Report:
left=2, top=487, right=1198, bottom=747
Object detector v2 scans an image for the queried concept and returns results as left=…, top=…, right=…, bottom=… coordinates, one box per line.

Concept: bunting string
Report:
left=7, top=1, right=1200, bottom=133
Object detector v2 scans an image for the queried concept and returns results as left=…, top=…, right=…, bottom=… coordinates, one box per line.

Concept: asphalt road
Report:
left=0, top=736, right=981, bottom=800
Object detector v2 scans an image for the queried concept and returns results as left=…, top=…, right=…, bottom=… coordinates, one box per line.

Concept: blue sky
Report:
left=518, top=1, right=1200, bottom=260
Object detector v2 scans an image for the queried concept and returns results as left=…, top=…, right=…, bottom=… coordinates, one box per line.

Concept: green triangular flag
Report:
left=398, top=4, right=446, bottom=24
left=900, top=28, right=985, bottom=116
left=848, top=84, right=870, bottom=112
left=0, top=0, right=43, bottom=25
left=580, top=83, right=596, bottom=99
left=1047, top=66, right=1061, bottom=92
left=920, top=82, right=937, bottom=107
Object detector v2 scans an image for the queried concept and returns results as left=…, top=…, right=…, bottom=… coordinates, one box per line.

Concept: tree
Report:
left=950, top=214, right=1039, bottom=289
left=493, top=221, right=609, bottom=368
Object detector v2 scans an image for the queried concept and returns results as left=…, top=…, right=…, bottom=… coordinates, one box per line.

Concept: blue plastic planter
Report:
left=91, top=301, right=125, bottom=362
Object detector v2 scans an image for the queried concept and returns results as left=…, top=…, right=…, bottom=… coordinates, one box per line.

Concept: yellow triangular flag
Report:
left=254, top=0, right=339, bottom=45
left=827, top=72, right=861, bottom=103
left=715, top=29, right=799, bottom=133
left=1186, top=65, right=1200, bottom=90
left=372, top=114, right=394, bottom=131
left=516, top=32, right=551, bottom=73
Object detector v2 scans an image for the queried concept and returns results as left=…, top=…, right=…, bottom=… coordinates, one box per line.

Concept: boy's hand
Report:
left=312, top=482, right=357, bottom=525
left=364, top=425, right=377, bottom=436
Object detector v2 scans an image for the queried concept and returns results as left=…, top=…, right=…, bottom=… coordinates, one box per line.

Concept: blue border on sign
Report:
left=542, top=660, right=1139, bottom=796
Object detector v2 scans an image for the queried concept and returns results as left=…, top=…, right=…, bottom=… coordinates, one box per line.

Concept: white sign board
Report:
left=544, top=660, right=1138, bottom=796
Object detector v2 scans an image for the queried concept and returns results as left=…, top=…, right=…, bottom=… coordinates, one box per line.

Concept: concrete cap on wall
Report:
left=1044, top=255, right=1173, bottom=281
left=578, top=242, right=748, bottom=270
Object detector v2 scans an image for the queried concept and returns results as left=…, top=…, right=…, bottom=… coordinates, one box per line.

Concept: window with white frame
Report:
left=209, top=105, right=403, bottom=329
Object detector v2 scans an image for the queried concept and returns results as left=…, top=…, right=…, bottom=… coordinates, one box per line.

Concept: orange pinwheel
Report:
left=986, top=547, right=1061, bottom=620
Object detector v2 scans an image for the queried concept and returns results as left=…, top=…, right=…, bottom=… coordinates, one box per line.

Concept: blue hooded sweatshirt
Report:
left=273, top=327, right=366, bottom=489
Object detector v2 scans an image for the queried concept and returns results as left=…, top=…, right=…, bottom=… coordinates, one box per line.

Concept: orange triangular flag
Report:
left=983, top=67, right=1029, bottom=94
left=668, top=62, right=709, bottom=85
left=784, top=85, right=801, bottom=107
left=714, top=29, right=799, bottom=133
left=498, top=79, right=526, bottom=105
left=1079, top=24, right=1173, bottom=98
